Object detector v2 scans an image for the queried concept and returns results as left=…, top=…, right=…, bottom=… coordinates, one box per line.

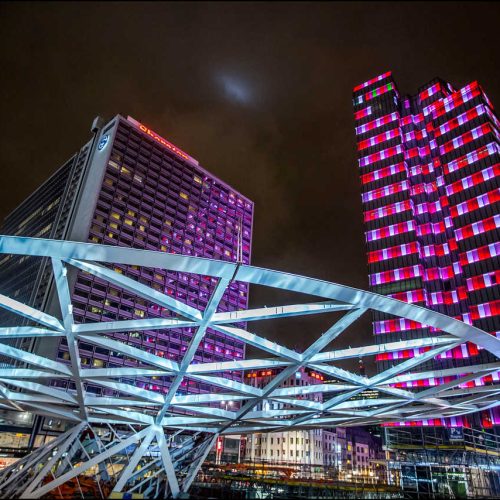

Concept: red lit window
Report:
left=424, top=82, right=481, bottom=119
left=466, top=271, right=500, bottom=292
left=357, top=128, right=400, bottom=151
left=362, top=180, right=409, bottom=203
left=446, top=164, right=500, bottom=196
left=469, top=300, right=500, bottom=321
left=388, top=289, right=426, bottom=303
left=460, top=243, right=500, bottom=266
left=360, top=162, right=406, bottom=185
left=353, top=72, right=391, bottom=92
left=368, top=242, right=419, bottom=263
left=370, top=264, right=422, bottom=286
left=455, top=215, right=500, bottom=241
left=434, top=105, right=485, bottom=138
left=359, top=145, right=403, bottom=168
left=354, top=107, right=372, bottom=121
left=439, top=123, right=492, bottom=155
left=419, top=82, right=441, bottom=102
left=363, top=82, right=395, bottom=102
left=374, top=318, right=424, bottom=334
left=355, top=112, right=399, bottom=136
left=364, top=200, right=412, bottom=222
left=400, top=114, right=424, bottom=127
left=450, top=189, right=500, bottom=219
left=365, top=220, right=415, bottom=242
left=443, top=143, right=497, bottom=175
left=423, top=265, right=456, bottom=282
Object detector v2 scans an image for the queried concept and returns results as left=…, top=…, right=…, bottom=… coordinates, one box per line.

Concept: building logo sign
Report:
left=448, top=428, right=463, bottom=442
left=126, top=116, right=199, bottom=166
left=97, top=134, right=109, bottom=151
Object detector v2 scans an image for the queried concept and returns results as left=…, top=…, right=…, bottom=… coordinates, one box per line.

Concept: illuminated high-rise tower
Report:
left=353, top=73, right=499, bottom=428
left=0, top=115, right=253, bottom=400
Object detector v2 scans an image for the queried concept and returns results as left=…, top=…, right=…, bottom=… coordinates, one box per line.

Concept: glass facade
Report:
left=0, top=115, right=254, bottom=399
left=353, top=73, right=500, bottom=428
left=0, top=151, right=90, bottom=320
left=0, top=144, right=92, bottom=367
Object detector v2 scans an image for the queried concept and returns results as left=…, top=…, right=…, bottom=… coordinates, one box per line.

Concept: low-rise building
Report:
left=244, top=367, right=331, bottom=467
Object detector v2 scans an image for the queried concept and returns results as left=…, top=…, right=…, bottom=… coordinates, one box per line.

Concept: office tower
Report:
left=353, top=72, right=499, bottom=428
left=0, top=115, right=253, bottom=399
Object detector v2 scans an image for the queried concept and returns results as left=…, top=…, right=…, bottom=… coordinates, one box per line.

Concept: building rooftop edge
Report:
left=114, top=114, right=255, bottom=206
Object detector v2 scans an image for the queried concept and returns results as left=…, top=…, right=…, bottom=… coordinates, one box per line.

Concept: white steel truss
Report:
left=0, top=235, right=498, bottom=498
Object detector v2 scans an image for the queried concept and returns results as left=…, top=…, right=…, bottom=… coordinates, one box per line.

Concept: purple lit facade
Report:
left=0, top=115, right=253, bottom=397
left=353, top=73, right=500, bottom=428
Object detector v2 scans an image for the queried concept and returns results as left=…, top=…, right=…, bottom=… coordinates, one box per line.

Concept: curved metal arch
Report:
left=1, top=235, right=498, bottom=354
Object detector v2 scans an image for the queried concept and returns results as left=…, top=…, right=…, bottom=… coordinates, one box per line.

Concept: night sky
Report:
left=0, top=2, right=499, bottom=363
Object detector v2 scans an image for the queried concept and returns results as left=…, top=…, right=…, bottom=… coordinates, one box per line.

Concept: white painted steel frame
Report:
left=0, top=236, right=498, bottom=498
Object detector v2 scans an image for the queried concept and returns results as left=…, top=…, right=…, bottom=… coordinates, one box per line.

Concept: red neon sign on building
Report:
left=127, top=116, right=199, bottom=165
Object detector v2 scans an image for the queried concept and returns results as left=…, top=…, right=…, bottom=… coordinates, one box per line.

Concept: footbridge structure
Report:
left=0, top=236, right=498, bottom=498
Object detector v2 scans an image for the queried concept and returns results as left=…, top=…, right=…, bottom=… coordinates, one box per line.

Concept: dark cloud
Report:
left=0, top=2, right=498, bottom=371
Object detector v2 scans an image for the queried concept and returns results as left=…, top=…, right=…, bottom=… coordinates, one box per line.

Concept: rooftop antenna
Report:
left=236, top=215, right=243, bottom=264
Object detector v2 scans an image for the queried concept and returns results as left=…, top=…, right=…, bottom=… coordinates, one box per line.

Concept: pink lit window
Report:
left=364, top=199, right=412, bottom=222
left=354, top=106, right=372, bottom=121
left=362, top=180, right=409, bottom=203
left=466, top=271, right=500, bottom=292
left=450, top=189, right=500, bottom=218
left=360, top=162, right=406, bottom=185
left=357, top=128, right=400, bottom=151
left=355, top=112, right=398, bottom=135
left=439, top=123, right=492, bottom=155
left=460, top=242, right=500, bottom=265
left=365, top=220, right=415, bottom=242
left=353, top=72, right=391, bottom=92
left=359, top=145, right=403, bottom=168
left=455, top=215, right=500, bottom=241
left=444, top=143, right=498, bottom=175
